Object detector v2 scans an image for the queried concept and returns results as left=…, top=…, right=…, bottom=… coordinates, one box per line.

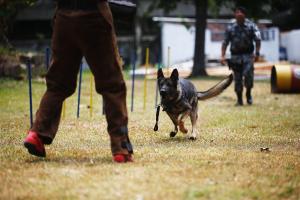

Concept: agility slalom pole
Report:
left=77, top=62, right=83, bottom=118
left=155, top=62, right=161, bottom=108
left=167, top=46, right=170, bottom=76
left=89, top=72, right=93, bottom=118
left=62, top=100, right=66, bottom=119
left=102, top=97, right=105, bottom=115
left=26, top=59, right=33, bottom=128
left=143, top=48, right=149, bottom=110
left=45, top=47, right=50, bottom=70
left=130, top=51, right=136, bottom=112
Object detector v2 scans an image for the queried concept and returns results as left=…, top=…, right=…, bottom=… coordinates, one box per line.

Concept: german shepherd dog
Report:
left=155, top=68, right=233, bottom=140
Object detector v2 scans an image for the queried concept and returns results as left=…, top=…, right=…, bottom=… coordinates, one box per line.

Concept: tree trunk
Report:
left=191, top=0, right=208, bottom=77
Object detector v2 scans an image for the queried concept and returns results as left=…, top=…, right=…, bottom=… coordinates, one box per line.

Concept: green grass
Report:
left=0, top=72, right=300, bottom=200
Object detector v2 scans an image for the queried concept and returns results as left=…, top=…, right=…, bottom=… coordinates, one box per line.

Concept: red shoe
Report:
left=24, top=131, right=46, bottom=157
left=113, top=154, right=133, bottom=163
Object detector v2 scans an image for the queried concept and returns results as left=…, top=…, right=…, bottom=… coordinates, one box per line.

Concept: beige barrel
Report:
left=271, top=65, right=300, bottom=93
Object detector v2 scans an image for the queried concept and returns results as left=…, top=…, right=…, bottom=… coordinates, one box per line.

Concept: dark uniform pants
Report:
left=31, top=1, right=130, bottom=155
left=231, top=54, right=254, bottom=92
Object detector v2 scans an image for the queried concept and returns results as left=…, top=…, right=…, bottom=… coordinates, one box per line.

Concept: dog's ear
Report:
left=157, top=68, right=164, bottom=79
left=170, top=69, right=179, bottom=82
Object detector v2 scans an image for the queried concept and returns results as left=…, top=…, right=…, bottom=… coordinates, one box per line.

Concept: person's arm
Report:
left=221, top=27, right=230, bottom=65
left=221, top=44, right=227, bottom=65
left=255, top=40, right=261, bottom=61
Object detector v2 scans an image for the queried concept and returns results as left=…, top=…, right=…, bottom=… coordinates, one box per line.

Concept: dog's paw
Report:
left=154, top=124, right=158, bottom=131
left=179, top=127, right=188, bottom=134
left=188, top=136, right=197, bottom=140
left=170, top=132, right=177, bottom=137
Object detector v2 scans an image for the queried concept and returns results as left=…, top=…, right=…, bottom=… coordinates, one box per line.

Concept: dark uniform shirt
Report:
left=223, top=19, right=261, bottom=91
left=223, top=19, right=261, bottom=55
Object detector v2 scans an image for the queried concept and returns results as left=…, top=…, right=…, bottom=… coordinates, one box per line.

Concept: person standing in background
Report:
left=221, top=7, right=261, bottom=106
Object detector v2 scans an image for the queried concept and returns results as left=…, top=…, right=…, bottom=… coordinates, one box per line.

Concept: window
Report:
left=260, top=29, right=275, bottom=41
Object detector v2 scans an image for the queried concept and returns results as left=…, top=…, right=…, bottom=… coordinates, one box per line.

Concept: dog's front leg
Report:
left=167, top=113, right=179, bottom=137
left=188, top=110, right=198, bottom=140
left=178, top=111, right=190, bottom=134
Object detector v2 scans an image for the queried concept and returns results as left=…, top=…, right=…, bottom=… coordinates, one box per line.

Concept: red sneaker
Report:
left=113, top=154, right=133, bottom=163
left=24, top=131, right=46, bottom=157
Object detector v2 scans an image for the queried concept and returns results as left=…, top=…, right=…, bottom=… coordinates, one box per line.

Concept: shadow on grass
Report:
left=160, top=136, right=188, bottom=142
left=24, top=155, right=113, bottom=165
left=157, top=136, right=201, bottom=145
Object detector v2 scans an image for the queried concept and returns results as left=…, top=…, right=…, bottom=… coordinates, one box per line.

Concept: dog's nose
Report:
left=160, top=91, right=167, bottom=98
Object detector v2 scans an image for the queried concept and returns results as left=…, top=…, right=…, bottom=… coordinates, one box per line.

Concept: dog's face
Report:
left=157, top=68, right=179, bottom=101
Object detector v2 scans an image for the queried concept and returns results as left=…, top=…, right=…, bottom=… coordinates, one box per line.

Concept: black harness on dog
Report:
left=153, top=94, right=192, bottom=132
left=154, top=105, right=160, bottom=131
left=161, top=95, right=192, bottom=113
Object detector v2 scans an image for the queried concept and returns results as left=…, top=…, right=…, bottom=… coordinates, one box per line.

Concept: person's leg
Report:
left=24, top=10, right=83, bottom=157
left=233, top=70, right=243, bottom=106
left=230, top=56, right=244, bottom=106
left=79, top=3, right=133, bottom=162
left=243, top=57, right=254, bottom=105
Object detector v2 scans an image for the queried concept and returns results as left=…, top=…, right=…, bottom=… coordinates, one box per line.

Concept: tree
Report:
left=0, top=0, right=36, bottom=48
left=191, top=0, right=208, bottom=76
left=269, top=0, right=300, bottom=30
left=214, top=0, right=300, bottom=26
left=148, top=0, right=209, bottom=76
left=146, top=0, right=300, bottom=77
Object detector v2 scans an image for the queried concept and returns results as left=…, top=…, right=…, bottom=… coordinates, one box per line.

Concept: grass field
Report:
left=0, top=71, right=300, bottom=200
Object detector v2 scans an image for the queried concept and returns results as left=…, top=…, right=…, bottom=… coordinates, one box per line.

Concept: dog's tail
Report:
left=197, top=74, right=233, bottom=100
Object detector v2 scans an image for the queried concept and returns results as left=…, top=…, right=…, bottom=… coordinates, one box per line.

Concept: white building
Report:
left=154, top=17, right=280, bottom=66
left=281, top=29, right=300, bottom=63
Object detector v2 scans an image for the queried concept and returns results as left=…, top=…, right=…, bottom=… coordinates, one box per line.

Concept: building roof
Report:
left=152, top=17, right=272, bottom=25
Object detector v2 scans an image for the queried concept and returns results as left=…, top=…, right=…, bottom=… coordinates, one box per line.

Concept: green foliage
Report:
left=0, top=0, right=37, bottom=20
left=0, top=0, right=37, bottom=46
left=0, top=46, right=15, bottom=55
left=147, top=0, right=180, bottom=14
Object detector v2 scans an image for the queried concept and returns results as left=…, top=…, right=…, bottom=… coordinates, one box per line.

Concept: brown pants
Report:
left=31, top=2, right=131, bottom=155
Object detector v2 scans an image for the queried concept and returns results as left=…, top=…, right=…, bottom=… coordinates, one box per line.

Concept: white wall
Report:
left=162, top=23, right=195, bottom=66
left=260, top=27, right=280, bottom=62
left=205, top=30, right=228, bottom=60
left=281, top=29, right=300, bottom=63
left=161, top=22, right=280, bottom=66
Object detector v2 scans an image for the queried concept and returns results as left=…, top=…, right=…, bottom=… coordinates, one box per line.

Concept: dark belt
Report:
left=56, top=0, right=104, bottom=10
left=231, top=52, right=253, bottom=55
